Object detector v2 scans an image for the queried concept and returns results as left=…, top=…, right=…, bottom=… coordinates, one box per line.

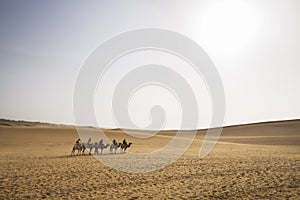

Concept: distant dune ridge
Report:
left=0, top=118, right=67, bottom=127
left=1, top=117, right=300, bottom=130
left=0, top=118, right=299, bottom=199
left=1, top=118, right=299, bottom=146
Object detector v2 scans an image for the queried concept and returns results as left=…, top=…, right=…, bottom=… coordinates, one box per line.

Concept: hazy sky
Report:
left=0, top=0, right=299, bottom=129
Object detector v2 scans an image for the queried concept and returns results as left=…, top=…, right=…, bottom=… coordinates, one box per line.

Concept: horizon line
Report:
left=0, top=117, right=299, bottom=132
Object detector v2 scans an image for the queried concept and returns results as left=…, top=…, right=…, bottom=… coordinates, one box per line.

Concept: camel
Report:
left=110, top=142, right=121, bottom=154
left=71, top=143, right=86, bottom=156
left=94, top=143, right=110, bottom=155
left=82, top=142, right=93, bottom=155
left=71, top=138, right=113, bottom=155
left=120, top=142, right=132, bottom=153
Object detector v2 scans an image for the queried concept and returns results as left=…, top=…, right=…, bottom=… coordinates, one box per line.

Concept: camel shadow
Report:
left=51, top=152, right=128, bottom=159
left=51, top=154, right=91, bottom=159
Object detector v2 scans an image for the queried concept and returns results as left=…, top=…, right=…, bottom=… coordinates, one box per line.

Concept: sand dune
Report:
left=0, top=120, right=299, bottom=199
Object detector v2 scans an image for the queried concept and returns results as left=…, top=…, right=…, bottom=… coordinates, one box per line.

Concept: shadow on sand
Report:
left=52, top=152, right=126, bottom=159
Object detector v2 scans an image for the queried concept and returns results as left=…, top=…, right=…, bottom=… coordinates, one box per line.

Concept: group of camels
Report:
left=71, top=139, right=132, bottom=156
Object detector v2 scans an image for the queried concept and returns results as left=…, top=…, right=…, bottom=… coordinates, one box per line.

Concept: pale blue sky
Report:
left=0, top=0, right=299, bottom=129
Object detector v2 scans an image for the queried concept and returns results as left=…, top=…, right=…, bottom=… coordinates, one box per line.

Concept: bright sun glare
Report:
left=201, top=0, right=261, bottom=54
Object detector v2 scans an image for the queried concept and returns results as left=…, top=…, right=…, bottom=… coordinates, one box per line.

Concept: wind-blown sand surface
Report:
left=0, top=120, right=299, bottom=199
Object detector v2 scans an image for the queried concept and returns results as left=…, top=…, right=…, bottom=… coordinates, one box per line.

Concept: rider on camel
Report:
left=112, top=139, right=117, bottom=146
left=99, top=139, right=103, bottom=145
left=87, top=138, right=93, bottom=145
left=122, top=138, right=127, bottom=145
left=75, top=138, right=81, bottom=144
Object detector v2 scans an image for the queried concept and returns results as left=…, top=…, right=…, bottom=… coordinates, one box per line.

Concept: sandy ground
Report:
left=0, top=120, right=299, bottom=199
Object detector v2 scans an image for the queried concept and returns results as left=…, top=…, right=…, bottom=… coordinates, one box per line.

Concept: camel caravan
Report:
left=71, top=138, right=132, bottom=156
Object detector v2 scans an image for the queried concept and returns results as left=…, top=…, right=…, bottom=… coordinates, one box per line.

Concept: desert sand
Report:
left=0, top=120, right=299, bottom=199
